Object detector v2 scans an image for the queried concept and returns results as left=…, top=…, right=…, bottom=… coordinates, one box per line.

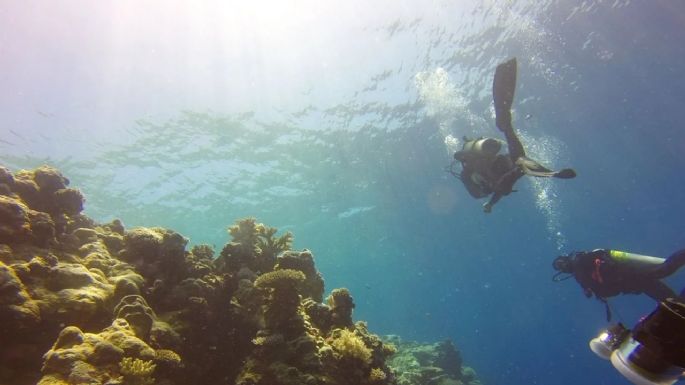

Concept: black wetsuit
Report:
left=457, top=141, right=521, bottom=200
left=454, top=58, right=574, bottom=211
left=456, top=130, right=558, bottom=208
left=569, top=249, right=685, bottom=302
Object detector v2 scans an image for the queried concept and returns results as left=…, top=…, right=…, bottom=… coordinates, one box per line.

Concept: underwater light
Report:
left=589, top=299, right=685, bottom=385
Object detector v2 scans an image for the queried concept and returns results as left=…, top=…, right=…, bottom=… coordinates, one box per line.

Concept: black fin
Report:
left=554, top=168, right=577, bottom=179
left=493, top=58, right=517, bottom=132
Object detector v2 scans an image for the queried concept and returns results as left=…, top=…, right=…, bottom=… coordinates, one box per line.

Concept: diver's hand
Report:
left=483, top=202, right=492, bottom=213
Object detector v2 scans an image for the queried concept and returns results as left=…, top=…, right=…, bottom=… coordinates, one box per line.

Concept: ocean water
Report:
left=2, top=1, right=685, bottom=384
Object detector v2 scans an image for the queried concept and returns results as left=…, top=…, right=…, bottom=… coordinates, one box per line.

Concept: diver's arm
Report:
left=483, top=167, right=520, bottom=212
left=483, top=192, right=502, bottom=213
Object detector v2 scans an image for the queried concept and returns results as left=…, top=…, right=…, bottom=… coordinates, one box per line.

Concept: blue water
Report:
left=2, top=1, right=685, bottom=384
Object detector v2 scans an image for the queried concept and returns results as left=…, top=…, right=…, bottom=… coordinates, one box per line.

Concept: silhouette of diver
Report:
left=553, top=248, right=685, bottom=320
left=450, top=58, right=576, bottom=213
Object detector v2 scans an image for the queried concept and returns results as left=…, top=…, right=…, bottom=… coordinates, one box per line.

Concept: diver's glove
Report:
left=483, top=202, right=492, bottom=213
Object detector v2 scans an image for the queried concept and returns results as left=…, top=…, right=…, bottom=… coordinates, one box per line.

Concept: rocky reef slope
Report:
left=0, top=165, right=480, bottom=385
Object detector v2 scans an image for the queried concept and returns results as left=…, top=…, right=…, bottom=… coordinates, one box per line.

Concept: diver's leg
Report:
left=493, top=58, right=517, bottom=132
left=515, top=155, right=576, bottom=179
left=502, top=128, right=526, bottom=160
left=493, top=58, right=526, bottom=160
left=492, top=57, right=576, bottom=180
left=649, top=249, right=685, bottom=279
left=642, top=280, right=677, bottom=302
left=516, top=157, right=556, bottom=177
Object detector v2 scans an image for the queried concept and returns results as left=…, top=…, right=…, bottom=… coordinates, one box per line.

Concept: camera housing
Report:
left=590, top=298, right=685, bottom=385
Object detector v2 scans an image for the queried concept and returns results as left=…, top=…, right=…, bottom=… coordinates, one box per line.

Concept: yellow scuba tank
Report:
left=461, top=137, right=503, bottom=157
left=608, top=250, right=665, bottom=268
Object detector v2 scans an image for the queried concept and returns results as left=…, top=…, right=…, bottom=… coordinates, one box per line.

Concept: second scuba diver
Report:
left=553, top=248, right=685, bottom=319
left=451, top=58, right=576, bottom=213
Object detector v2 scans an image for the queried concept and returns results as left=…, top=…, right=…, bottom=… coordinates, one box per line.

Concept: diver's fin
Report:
left=516, top=157, right=555, bottom=177
left=553, top=168, right=577, bottom=179
left=493, top=58, right=517, bottom=132
left=516, top=158, right=576, bottom=179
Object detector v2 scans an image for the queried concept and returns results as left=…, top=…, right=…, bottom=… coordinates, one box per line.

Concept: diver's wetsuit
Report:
left=569, top=249, right=685, bottom=302
left=454, top=58, right=575, bottom=212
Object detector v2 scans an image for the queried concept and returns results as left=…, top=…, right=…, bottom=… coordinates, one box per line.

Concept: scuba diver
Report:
left=553, top=248, right=685, bottom=319
left=450, top=58, right=576, bottom=213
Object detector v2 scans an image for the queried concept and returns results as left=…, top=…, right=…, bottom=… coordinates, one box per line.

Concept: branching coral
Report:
left=330, top=329, right=372, bottom=365
left=257, top=226, right=292, bottom=261
left=228, top=217, right=262, bottom=257
left=218, top=218, right=293, bottom=274
left=369, top=367, right=387, bottom=382
left=119, top=357, right=156, bottom=385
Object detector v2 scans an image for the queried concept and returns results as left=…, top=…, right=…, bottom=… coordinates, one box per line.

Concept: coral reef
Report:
left=330, top=328, right=373, bottom=364
left=254, top=268, right=306, bottom=334
left=327, top=287, right=356, bottom=329
left=384, top=336, right=481, bottom=385
left=0, top=165, right=480, bottom=385
left=275, top=249, right=325, bottom=302
left=215, top=217, right=293, bottom=275
left=119, top=357, right=156, bottom=385
left=38, top=318, right=177, bottom=385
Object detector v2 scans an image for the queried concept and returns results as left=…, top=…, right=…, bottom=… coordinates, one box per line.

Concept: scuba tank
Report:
left=454, top=137, right=503, bottom=162
left=608, top=250, right=665, bottom=269
left=461, top=137, right=503, bottom=157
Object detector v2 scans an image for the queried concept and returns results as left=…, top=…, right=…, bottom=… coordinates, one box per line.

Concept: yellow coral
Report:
left=330, top=329, right=372, bottom=365
left=254, top=269, right=305, bottom=290
left=382, top=343, right=397, bottom=357
left=327, top=288, right=353, bottom=309
left=155, top=349, right=181, bottom=366
left=369, top=367, right=386, bottom=382
left=257, top=226, right=293, bottom=258
left=228, top=218, right=261, bottom=248
left=119, top=357, right=156, bottom=385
